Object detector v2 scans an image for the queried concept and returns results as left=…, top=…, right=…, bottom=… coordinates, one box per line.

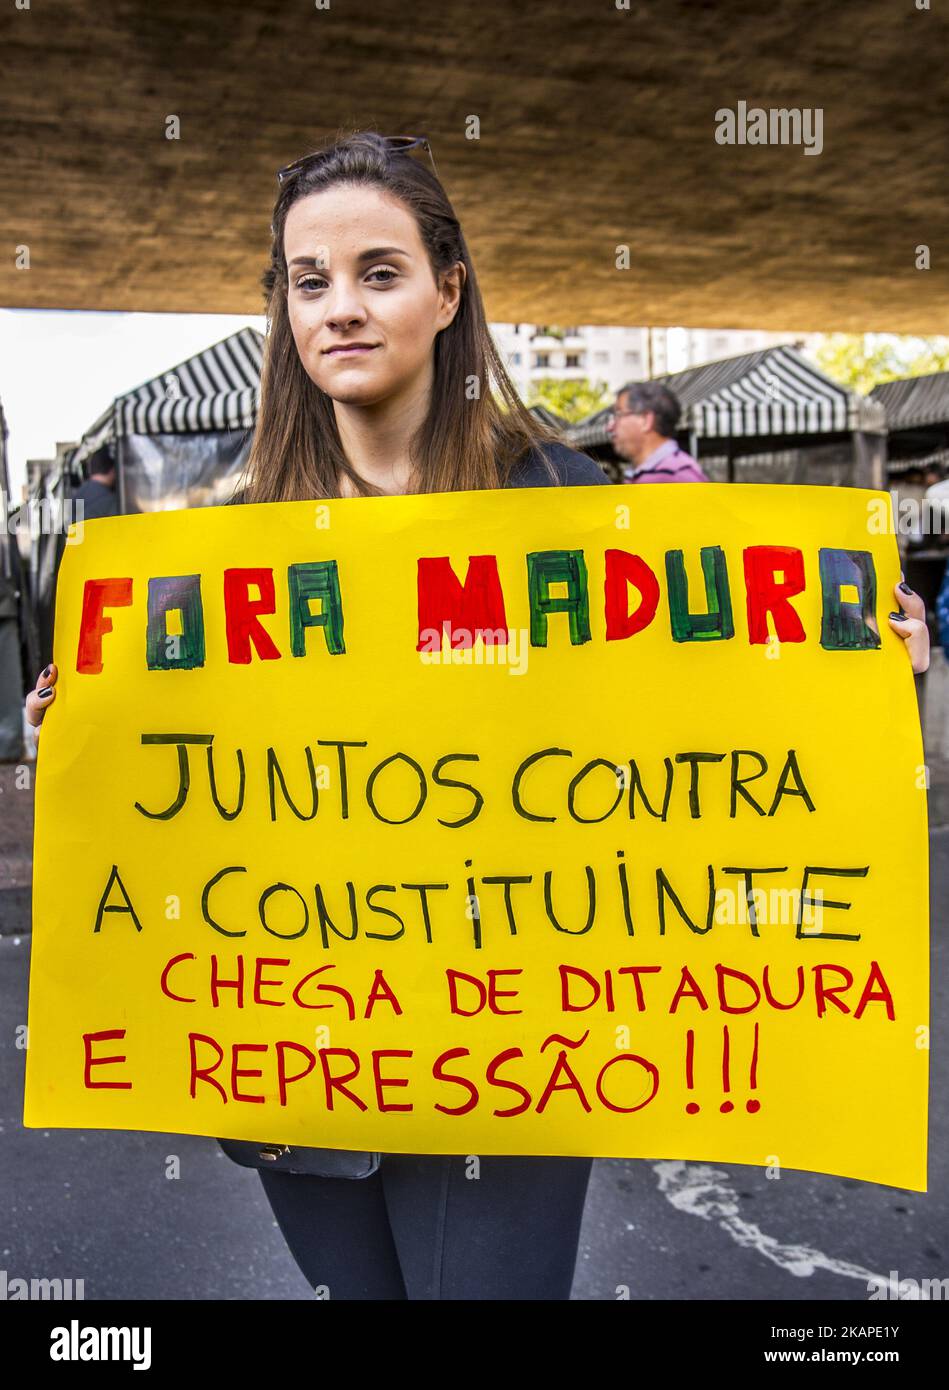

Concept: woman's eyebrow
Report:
left=287, top=246, right=411, bottom=269
left=356, top=246, right=411, bottom=262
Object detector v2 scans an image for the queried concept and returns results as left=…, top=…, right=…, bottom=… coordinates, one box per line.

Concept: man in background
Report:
left=71, top=454, right=119, bottom=518
left=607, top=381, right=709, bottom=483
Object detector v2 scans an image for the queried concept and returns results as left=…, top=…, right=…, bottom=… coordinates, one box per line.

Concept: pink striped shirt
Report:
left=622, top=438, right=709, bottom=484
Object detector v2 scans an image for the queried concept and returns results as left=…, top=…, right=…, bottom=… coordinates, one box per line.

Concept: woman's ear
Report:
left=437, top=261, right=466, bottom=328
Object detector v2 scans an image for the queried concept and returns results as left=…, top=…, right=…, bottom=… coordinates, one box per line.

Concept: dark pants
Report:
left=258, top=1153, right=593, bottom=1300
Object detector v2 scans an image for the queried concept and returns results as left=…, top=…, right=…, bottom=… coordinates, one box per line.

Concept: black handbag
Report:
left=216, top=1137, right=382, bottom=1179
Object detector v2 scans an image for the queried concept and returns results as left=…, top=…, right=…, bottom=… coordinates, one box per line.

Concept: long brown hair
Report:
left=237, top=130, right=563, bottom=503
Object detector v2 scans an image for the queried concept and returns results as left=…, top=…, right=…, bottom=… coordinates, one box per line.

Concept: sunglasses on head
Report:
left=276, top=134, right=438, bottom=185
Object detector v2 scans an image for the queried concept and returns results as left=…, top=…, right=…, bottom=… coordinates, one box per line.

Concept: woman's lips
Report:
left=326, top=345, right=379, bottom=356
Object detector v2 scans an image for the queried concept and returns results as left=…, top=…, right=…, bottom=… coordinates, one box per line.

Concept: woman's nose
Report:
left=325, top=287, right=368, bottom=331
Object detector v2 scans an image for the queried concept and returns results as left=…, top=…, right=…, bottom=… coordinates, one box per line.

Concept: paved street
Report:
left=1, top=761, right=945, bottom=1301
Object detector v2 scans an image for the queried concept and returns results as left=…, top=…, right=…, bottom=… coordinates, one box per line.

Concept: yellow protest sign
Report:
left=24, top=483, right=928, bottom=1190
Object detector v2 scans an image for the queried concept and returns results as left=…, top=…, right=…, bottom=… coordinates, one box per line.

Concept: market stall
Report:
left=570, top=344, right=887, bottom=489
left=67, top=325, right=264, bottom=514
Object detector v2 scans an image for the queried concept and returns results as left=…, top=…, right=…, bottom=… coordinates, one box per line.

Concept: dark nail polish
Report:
left=38, top=686, right=53, bottom=698
left=888, top=611, right=906, bottom=622
left=41, top=665, right=51, bottom=678
left=898, top=582, right=914, bottom=596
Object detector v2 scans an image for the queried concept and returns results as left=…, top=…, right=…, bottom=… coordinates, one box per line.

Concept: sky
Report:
left=0, top=309, right=266, bottom=498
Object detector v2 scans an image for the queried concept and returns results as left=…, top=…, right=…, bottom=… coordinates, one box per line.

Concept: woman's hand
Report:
left=888, top=578, right=930, bottom=674
left=25, top=663, right=58, bottom=738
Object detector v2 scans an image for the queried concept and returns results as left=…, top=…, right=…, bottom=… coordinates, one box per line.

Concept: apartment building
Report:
left=492, top=323, right=790, bottom=400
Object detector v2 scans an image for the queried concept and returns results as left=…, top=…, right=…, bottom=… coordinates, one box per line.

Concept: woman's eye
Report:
left=294, top=268, right=397, bottom=292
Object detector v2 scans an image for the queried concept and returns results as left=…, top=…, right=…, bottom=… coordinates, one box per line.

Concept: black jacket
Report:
left=504, top=440, right=611, bottom=489
left=71, top=478, right=118, bottom=519
left=226, top=439, right=610, bottom=505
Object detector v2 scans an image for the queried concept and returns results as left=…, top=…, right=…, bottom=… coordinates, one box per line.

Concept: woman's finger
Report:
left=33, top=662, right=57, bottom=689
left=894, top=579, right=926, bottom=622
left=887, top=611, right=930, bottom=674
left=25, top=664, right=57, bottom=729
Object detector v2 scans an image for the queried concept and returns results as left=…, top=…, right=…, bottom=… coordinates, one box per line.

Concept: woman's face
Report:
left=283, top=184, right=464, bottom=407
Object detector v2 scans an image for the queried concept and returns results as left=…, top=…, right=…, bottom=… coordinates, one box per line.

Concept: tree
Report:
left=811, top=334, right=949, bottom=394
left=526, top=377, right=613, bottom=423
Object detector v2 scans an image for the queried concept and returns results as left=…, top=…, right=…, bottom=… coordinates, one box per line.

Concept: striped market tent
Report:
left=69, top=326, right=264, bottom=473
left=570, top=344, right=884, bottom=450
left=527, top=404, right=571, bottom=432
left=68, top=328, right=564, bottom=469
left=869, top=371, right=949, bottom=433
left=869, top=371, right=949, bottom=479
left=70, top=324, right=561, bottom=474
left=869, top=373, right=949, bottom=630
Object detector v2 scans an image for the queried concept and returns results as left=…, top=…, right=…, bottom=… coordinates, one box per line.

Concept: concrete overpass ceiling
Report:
left=2, top=0, right=947, bottom=330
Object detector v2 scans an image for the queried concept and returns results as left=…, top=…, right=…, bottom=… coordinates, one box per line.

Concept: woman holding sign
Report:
left=25, top=131, right=931, bottom=1300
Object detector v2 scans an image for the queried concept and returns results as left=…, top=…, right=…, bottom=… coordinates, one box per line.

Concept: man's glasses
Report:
left=276, top=135, right=439, bottom=185
left=605, top=407, right=644, bottom=428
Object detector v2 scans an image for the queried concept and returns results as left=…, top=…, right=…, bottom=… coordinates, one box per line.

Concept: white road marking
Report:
left=652, top=1159, right=920, bottom=1298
